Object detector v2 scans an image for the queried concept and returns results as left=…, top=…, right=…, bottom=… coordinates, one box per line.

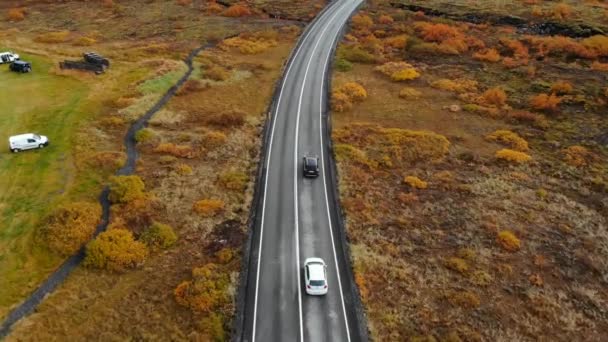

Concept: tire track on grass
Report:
left=0, top=42, right=213, bottom=339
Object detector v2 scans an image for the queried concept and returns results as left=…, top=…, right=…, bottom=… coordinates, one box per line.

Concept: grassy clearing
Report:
left=0, top=52, right=89, bottom=318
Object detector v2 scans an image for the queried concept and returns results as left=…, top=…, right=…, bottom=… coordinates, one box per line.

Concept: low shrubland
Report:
left=333, top=2, right=608, bottom=341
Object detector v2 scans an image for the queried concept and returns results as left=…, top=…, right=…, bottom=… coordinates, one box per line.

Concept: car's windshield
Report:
left=33, top=134, right=41, bottom=140
left=310, top=280, right=325, bottom=286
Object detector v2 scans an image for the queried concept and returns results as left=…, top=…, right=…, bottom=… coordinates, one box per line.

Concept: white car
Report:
left=304, top=257, right=328, bottom=295
left=0, top=51, right=20, bottom=64
left=9, top=133, right=49, bottom=153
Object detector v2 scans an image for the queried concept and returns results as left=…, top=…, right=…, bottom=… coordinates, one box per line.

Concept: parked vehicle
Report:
left=0, top=51, right=19, bottom=64
left=10, top=60, right=32, bottom=73
left=303, top=155, right=320, bottom=178
left=9, top=133, right=49, bottom=152
left=304, top=257, right=328, bottom=295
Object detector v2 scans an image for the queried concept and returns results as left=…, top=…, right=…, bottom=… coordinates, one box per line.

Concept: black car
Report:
left=10, top=60, right=31, bottom=73
left=303, top=155, right=319, bottom=178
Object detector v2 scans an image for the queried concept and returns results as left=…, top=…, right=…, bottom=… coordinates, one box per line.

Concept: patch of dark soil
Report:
left=207, top=219, right=246, bottom=254
left=390, top=2, right=605, bottom=38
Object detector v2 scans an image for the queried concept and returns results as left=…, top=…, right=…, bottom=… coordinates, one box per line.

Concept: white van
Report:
left=9, top=133, right=49, bottom=152
left=0, top=52, right=20, bottom=64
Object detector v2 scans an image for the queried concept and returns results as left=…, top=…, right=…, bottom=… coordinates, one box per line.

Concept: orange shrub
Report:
left=550, top=80, right=573, bottom=95
left=339, top=82, right=368, bottom=102
left=384, top=35, right=407, bottom=49
left=154, top=143, right=195, bottom=158
left=562, top=145, right=597, bottom=167
left=500, top=38, right=529, bottom=59
left=415, top=22, right=463, bottom=42
left=332, top=82, right=368, bottom=112
left=507, top=110, right=545, bottom=125
left=42, top=202, right=102, bottom=256
left=173, top=263, right=230, bottom=313
left=531, top=6, right=544, bottom=17
left=530, top=93, right=561, bottom=112
left=591, top=61, right=608, bottom=71
left=204, top=130, right=227, bottom=148
left=497, top=230, right=521, bottom=252
left=481, top=87, right=507, bottom=107
left=377, top=15, right=394, bottom=24
left=438, top=37, right=468, bottom=55
left=84, top=229, right=148, bottom=272
left=221, top=35, right=277, bottom=54
left=331, top=91, right=353, bottom=112
left=582, top=35, right=608, bottom=57
left=375, top=61, right=420, bottom=81
left=528, top=35, right=596, bottom=59
left=193, top=199, right=225, bottom=217
left=404, top=176, right=428, bottom=189
left=176, top=0, right=192, bottom=5
left=102, top=0, right=115, bottom=8
left=351, top=14, right=374, bottom=30
left=7, top=7, right=26, bottom=21
left=473, top=48, right=501, bottom=62
left=222, top=4, right=251, bottom=17
left=206, top=2, right=224, bottom=14
left=552, top=3, right=573, bottom=20
left=485, top=130, right=529, bottom=151
left=495, top=149, right=532, bottom=164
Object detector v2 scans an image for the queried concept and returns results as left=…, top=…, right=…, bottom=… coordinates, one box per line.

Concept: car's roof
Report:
left=9, top=133, right=35, bottom=141
left=307, top=263, right=325, bottom=281
left=305, top=156, right=318, bottom=164
left=13, top=60, right=28, bottom=65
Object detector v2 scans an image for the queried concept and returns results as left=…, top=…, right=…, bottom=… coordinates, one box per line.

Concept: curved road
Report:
left=240, top=0, right=365, bottom=341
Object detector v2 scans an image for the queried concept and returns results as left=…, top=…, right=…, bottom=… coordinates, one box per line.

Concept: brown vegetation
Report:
left=41, top=202, right=102, bottom=256
left=84, top=229, right=148, bottom=272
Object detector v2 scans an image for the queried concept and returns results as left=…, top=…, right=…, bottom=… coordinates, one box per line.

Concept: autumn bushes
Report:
left=331, top=82, right=367, bottom=112
left=220, top=30, right=278, bottom=55
left=333, top=123, right=450, bottom=168
left=41, top=202, right=102, bottom=256
left=38, top=175, right=173, bottom=272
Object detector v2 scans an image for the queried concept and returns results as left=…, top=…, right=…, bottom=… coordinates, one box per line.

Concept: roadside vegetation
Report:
left=333, top=0, right=608, bottom=340
left=1, top=0, right=313, bottom=340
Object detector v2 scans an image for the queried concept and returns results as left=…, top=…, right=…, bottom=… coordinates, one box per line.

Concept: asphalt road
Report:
left=240, top=0, right=365, bottom=341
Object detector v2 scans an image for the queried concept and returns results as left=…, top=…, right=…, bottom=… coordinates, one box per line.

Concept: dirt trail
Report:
left=0, top=42, right=213, bottom=339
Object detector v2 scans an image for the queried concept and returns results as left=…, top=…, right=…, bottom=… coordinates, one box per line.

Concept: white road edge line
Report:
left=251, top=5, right=332, bottom=340
left=295, top=4, right=350, bottom=342
left=319, top=1, right=360, bottom=342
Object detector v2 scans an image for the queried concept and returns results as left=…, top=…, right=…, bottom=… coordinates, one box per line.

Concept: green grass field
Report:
left=0, top=53, right=91, bottom=319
